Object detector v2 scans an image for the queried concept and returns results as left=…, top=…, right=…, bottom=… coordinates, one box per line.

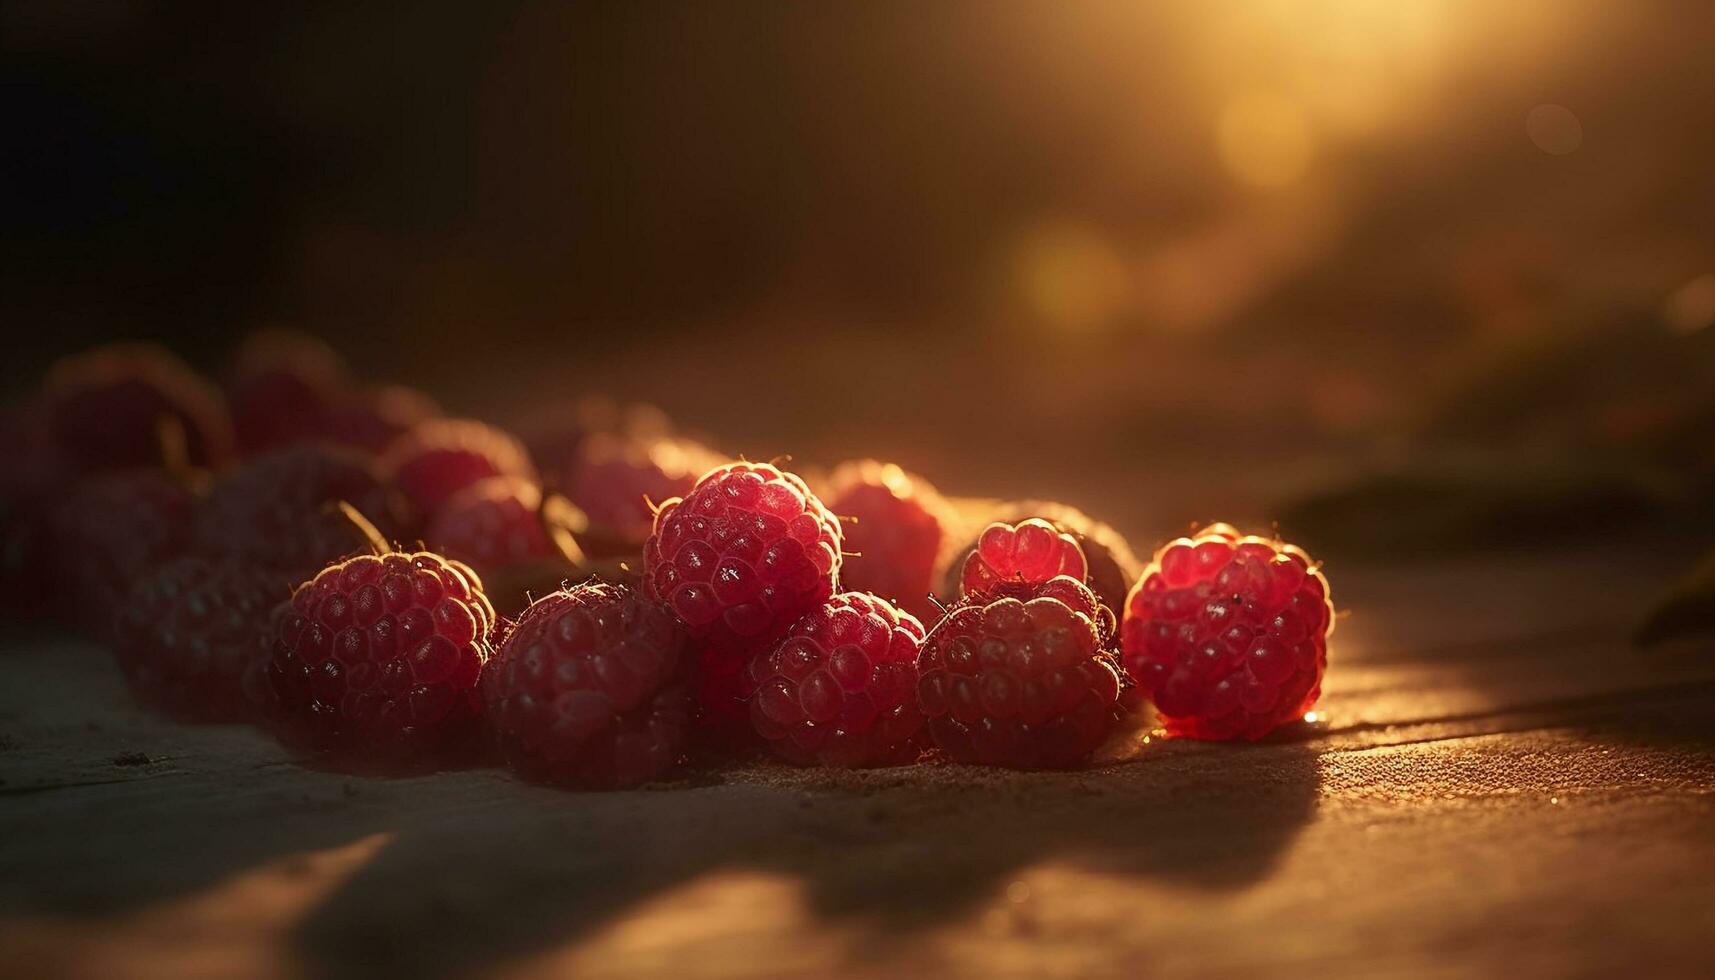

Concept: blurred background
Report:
left=5, top=0, right=1715, bottom=543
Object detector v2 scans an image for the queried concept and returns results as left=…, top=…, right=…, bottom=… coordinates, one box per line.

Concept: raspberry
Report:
left=945, top=500, right=1139, bottom=615
left=482, top=580, right=694, bottom=788
left=325, top=384, right=442, bottom=454
left=49, top=470, right=196, bottom=633
left=563, top=432, right=724, bottom=556
left=1119, top=524, right=1334, bottom=741
left=43, top=343, right=233, bottom=475
left=642, top=461, right=842, bottom=648
left=114, top=556, right=287, bottom=722
left=525, top=397, right=672, bottom=494
left=959, top=518, right=1087, bottom=598
left=424, top=476, right=568, bottom=578
left=381, top=418, right=536, bottom=522
left=822, top=461, right=950, bottom=625
left=265, top=550, right=496, bottom=760
left=194, top=446, right=402, bottom=585
left=746, top=592, right=926, bottom=767
left=223, top=329, right=350, bottom=456
left=917, top=576, right=1123, bottom=769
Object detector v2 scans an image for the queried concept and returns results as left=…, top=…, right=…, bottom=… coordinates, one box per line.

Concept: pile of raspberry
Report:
left=10, top=333, right=1337, bottom=790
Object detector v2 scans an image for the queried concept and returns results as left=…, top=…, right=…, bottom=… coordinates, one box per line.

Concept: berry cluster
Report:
left=10, top=333, right=1337, bottom=790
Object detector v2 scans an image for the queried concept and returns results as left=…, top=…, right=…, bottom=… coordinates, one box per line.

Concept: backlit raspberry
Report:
left=563, top=432, right=724, bottom=556
left=482, top=580, right=694, bottom=788
left=194, top=445, right=402, bottom=585
left=746, top=592, right=925, bottom=767
left=944, top=501, right=1139, bottom=616
left=43, top=343, right=233, bottom=475
left=325, top=384, right=442, bottom=454
left=642, top=461, right=842, bottom=647
left=49, top=470, right=196, bottom=632
left=223, top=329, right=350, bottom=456
left=917, top=576, right=1123, bottom=769
left=1120, top=524, right=1334, bottom=741
left=114, top=556, right=287, bottom=722
left=381, top=418, right=535, bottom=521
left=823, top=461, right=950, bottom=624
left=959, top=518, right=1087, bottom=598
left=424, top=476, right=564, bottom=579
left=265, top=551, right=497, bottom=760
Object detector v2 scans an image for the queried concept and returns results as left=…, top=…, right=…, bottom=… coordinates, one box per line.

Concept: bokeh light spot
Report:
left=1525, top=104, right=1582, bottom=155
left=1217, top=92, right=1314, bottom=188
left=1012, top=220, right=1131, bottom=332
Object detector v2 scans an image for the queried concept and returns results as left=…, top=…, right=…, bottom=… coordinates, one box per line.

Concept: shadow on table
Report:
left=290, top=741, right=1320, bottom=980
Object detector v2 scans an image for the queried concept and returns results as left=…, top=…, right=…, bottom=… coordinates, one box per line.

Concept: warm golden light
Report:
left=1217, top=91, right=1314, bottom=189
left=1525, top=103, right=1583, bottom=155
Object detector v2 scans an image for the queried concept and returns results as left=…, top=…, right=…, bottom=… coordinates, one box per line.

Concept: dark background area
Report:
left=5, top=0, right=1715, bottom=532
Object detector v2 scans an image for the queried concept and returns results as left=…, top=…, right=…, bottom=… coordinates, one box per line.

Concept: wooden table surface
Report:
left=3, top=542, right=1714, bottom=979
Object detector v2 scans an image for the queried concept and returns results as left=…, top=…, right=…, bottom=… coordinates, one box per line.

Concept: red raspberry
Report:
left=325, top=384, right=442, bottom=454
left=642, top=461, right=842, bottom=648
left=822, top=461, right=950, bottom=625
left=563, top=432, right=725, bottom=556
left=917, top=576, right=1123, bottom=769
left=959, top=518, right=1087, bottom=598
left=423, top=476, right=565, bottom=579
left=746, top=592, right=926, bottom=767
left=525, top=397, right=672, bottom=493
left=114, top=556, right=287, bottom=722
left=381, top=418, right=536, bottom=522
left=43, top=343, right=233, bottom=475
left=945, top=501, right=1139, bottom=616
left=482, top=580, right=694, bottom=788
left=265, top=550, right=496, bottom=760
left=223, top=329, right=350, bottom=456
left=194, top=446, right=402, bottom=584
left=1120, top=524, right=1334, bottom=741
left=49, top=470, right=196, bottom=632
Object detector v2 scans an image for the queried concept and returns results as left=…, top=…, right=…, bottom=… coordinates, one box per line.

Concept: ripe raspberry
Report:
left=944, top=501, right=1139, bottom=615
left=746, top=592, right=926, bottom=767
left=525, top=397, right=672, bottom=493
left=423, top=476, right=569, bottom=579
left=917, top=576, right=1123, bottom=769
left=482, top=580, right=694, bottom=788
left=381, top=418, right=536, bottom=522
left=959, top=518, right=1087, bottom=598
left=49, top=470, right=196, bottom=632
left=563, top=432, right=724, bottom=556
left=194, top=446, right=402, bottom=584
left=114, top=556, right=287, bottom=722
left=325, top=384, right=442, bottom=454
left=822, top=461, right=950, bottom=625
left=265, top=550, right=497, bottom=760
left=1120, top=524, right=1334, bottom=741
left=223, top=329, right=350, bottom=456
left=43, top=343, right=233, bottom=475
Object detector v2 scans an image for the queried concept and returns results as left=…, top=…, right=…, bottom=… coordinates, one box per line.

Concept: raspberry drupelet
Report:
left=114, top=556, right=287, bottom=722
left=643, top=461, right=843, bottom=649
left=917, top=576, right=1124, bottom=769
left=959, top=518, right=1088, bottom=599
left=265, top=550, right=497, bottom=761
left=482, top=580, right=694, bottom=789
left=822, top=461, right=950, bottom=625
left=1120, top=524, right=1334, bottom=741
left=747, top=592, right=926, bottom=767
left=194, top=445, right=402, bottom=585
left=381, top=418, right=536, bottom=522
